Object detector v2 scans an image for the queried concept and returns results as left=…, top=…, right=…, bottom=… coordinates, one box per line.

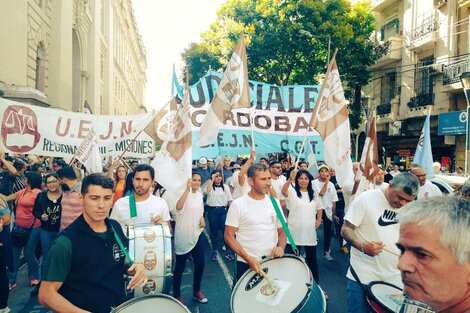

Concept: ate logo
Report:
left=1, top=105, right=40, bottom=153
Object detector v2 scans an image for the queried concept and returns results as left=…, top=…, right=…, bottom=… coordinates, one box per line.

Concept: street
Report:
left=8, top=224, right=349, bottom=313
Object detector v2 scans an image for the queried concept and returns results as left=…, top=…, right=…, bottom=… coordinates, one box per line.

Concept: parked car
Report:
left=430, top=175, right=467, bottom=195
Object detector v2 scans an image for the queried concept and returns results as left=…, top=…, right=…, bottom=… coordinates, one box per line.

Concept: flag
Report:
left=196, top=33, right=250, bottom=147
left=413, top=108, right=434, bottom=179
left=309, top=52, right=354, bottom=188
left=144, top=97, right=178, bottom=146
left=152, top=92, right=192, bottom=200
left=359, top=116, right=380, bottom=181
left=172, top=64, right=184, bottom=100
left=74, top=127, right=103, bottom=174
left=305, top=142, right=319, bottom=179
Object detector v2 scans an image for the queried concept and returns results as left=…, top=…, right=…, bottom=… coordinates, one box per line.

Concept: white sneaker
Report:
left=0, top=307, right=11, bottom=313
left=324, top=251, right=334, bottom=261
left=221, top=245, right=226, bottom=252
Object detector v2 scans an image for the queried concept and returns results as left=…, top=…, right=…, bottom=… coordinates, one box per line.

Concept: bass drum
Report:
left=367, top=281, right=404, bottom=313
left=231, top=255, right=326, bottom=313
left=111, top=294, right=190, bottom=313
left=128, top=223, right=172, bottom=296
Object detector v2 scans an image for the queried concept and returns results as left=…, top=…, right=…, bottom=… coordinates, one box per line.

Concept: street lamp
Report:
left=299, top=29, right=331, bottom=66
left=460, top=71, right=470, bottom=176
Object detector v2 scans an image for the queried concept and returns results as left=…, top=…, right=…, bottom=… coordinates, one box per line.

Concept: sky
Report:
left=132, top=0, right=226, bottom=111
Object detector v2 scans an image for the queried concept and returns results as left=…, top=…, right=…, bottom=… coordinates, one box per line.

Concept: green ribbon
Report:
left=269, top=195, right=298, bottom=253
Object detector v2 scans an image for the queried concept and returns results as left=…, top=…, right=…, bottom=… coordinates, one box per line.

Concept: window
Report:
left=380, top=72, right=397, bottom=105
left=415, top=57, right=434, bottom=96
left=380, top=18, right=399, bottom=41
left=35, top=42, right=45, bottom=92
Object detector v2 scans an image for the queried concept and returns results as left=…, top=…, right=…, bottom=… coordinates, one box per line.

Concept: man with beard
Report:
left=57, top=167, right=82, bottom=231
left=111, top=164, right=171, bottom=234
left=397, top=196, right=470, bottom=313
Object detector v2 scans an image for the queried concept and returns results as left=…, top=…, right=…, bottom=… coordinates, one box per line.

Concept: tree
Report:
left=181, top=0, right=376, bottom=129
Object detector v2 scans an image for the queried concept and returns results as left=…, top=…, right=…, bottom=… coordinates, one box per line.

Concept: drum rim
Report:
left=230, top=254, right=321, bottom=313
left=111, top=294, right=190, bottom=312
left=367, top=280, right=403, bottom=313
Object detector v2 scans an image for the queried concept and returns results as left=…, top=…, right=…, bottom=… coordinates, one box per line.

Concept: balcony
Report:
left=407, top=93, right=434, bottom=109
left=377, top=103, right=392, bottom=116
left=409, top=18, right=438, bottom=51
left=370, top=37, right=403, bottom=69
left=372, top=0, right=401, bottom=11
left=442, top=56, right=469, bottom=92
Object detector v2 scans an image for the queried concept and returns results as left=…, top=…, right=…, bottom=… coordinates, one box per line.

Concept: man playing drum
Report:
left=397, top=196, right=470, bottom=313
left=38, top=174, right=147, bottom=313
left=111, top=164, right=171, bottom=234
left=341, top=173, right=419, bottom=313
left=225, top=164, right=287, bottom=281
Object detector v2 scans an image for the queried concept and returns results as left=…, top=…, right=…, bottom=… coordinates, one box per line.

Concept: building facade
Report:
left=363, top=0, right=469, bottom=171
left=0, top=0, right=147, bottom=115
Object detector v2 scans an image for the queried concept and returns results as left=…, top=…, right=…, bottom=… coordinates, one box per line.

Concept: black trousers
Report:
left=0, top=245, right=9, bottom=309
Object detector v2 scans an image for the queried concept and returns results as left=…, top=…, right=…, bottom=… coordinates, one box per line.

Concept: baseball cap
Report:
left=232, top=164, right=241, bottom=171
left=199, top=157, right=208, bottom=165
left=318, top=164, right=330, bottom=172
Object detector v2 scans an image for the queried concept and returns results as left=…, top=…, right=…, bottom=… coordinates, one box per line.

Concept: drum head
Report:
left=368, top=281, right=404, bottom=313
left=231, top=255, right=322, bottom=313
left=112, top=294, right=190, bottom=313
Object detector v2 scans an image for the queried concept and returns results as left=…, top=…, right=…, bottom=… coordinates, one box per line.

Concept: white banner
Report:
left=0, top=98, right=156, bottom=159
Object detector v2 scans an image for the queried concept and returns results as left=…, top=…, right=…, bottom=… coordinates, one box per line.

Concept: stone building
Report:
left=0, top=0, right=147, bottom=115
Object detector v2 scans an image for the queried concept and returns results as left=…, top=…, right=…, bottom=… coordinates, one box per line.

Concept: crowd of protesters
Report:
left=0, top=150, right=468, bottom=313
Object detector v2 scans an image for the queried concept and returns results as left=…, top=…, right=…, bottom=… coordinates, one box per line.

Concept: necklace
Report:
left=48, top=191, right=62, bottom=203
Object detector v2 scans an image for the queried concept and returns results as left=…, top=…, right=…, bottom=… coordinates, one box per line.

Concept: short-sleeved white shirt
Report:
left=344, top=189, right=402, bottom=286
left=230, top=171, right=250, bottom=199
left=285, top=187, right=322, bottom=245
left=206, top=184, right=233, bottom=207
left=225, top=194, right=283, bottom=263
left=111, top=195, right=171, bottom=234
left=173, top=191, right=204, bottom=255
left=417, top=180, right=442, bottom=199
left=271, top=175, right=287, bottom=200
left=311, top=179, right=338, bottom=220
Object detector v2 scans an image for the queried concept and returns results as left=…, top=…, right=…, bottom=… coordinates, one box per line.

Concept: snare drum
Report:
left=367, top=281, right=404, bottom=313
left=128, top=223, right=172, bottom=296
left=231, top=255, right=326, bottom=313
left=111, top=294, right=190, bottom=313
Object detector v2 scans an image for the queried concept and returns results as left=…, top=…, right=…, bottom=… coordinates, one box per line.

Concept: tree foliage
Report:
left=181, top=0, right=376, bottom=129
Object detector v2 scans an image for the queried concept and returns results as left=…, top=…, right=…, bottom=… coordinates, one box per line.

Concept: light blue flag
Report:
left=305, top=141, right=319, bottom=179
left=413, top=109, right=434, bottom=179
left=171, top=64, right=184, bottom=99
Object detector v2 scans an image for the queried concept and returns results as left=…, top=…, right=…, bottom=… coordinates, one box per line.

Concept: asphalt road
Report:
left=8, top=223, right=349, bottom=313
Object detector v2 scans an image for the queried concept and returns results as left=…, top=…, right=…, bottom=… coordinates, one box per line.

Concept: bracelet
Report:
left=360, top=242, right=365, bottom=253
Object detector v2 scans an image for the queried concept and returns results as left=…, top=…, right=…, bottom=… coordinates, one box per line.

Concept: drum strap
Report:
left=269, top=195, right=298, bottom=253
left=129, top=195, right=137, bottom=218
left=350, top=265, right=367, bottom=293
left=111, top=223, right=135, bottom=265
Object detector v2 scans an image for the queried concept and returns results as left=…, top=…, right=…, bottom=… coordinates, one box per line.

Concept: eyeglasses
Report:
left=46, top=180, right=59, bottom=185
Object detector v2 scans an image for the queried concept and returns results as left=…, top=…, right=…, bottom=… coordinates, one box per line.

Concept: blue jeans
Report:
left=206, top=207, right=228, bottom=251
left=8, top=227, right=40, bottom=284
left=347, top=278, right=371, bottom=313
left=39, top=229, right=59, bottom=278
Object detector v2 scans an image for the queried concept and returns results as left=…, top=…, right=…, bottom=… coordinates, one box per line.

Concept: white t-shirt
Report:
left=311, top=179, right=338, bottom=220
left=206, top=184, right=233, bottom=207
left=225, top=194, right=283, bottom=263
left=355, top=179, right=389, bottom=197
left=285, top=187, right=322, bottom=246
left=230, top=171, right=250, bottom=199
left=344, top=189, right=402, bottom=286
left=270, top=175, right=287, bottom=200
left=417, top=180, right=442, bottom=199
left=173, top=191, right=204, bottom=255
left=111, top=195, right=171, bottom=234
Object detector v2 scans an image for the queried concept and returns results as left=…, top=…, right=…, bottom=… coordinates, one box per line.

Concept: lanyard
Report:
left=268, top=195, right=298, bottom=253
left=110, top=223, right=134, bottom=265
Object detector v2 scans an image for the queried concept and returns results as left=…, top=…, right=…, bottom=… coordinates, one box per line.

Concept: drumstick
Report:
left=356, top=230, right=401, bottom=257
left=258, top=269, right=272, bottom=281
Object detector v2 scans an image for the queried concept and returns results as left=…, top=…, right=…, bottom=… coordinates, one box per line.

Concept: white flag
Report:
left=196, top=33, right=250, bottom=147
left=153, top=92, right=192, bottom=199
left=309, top=53, right=354, bottom=188
left=74, top=128, right=103, bottom=174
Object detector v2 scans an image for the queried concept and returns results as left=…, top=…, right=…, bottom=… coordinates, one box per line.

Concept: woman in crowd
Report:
left=173, top=172, right=208, bottom=304
left=32, top=173, right=62, bottom=275
left=281, top=169, right=322, bottom=284
left=2, top=172, right=42, bottom=289
left=122, top=171, right=135, bottom=197
left=112, top=165, right=128, bottom=206
left=205, top=169, right=233, bottom=261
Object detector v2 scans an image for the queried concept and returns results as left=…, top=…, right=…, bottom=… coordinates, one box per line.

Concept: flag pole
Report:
left=296, top=49, right=339, bottom=169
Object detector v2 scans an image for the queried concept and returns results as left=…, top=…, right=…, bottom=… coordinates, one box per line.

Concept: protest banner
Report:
left=0, top=98, right=156, bottom=159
